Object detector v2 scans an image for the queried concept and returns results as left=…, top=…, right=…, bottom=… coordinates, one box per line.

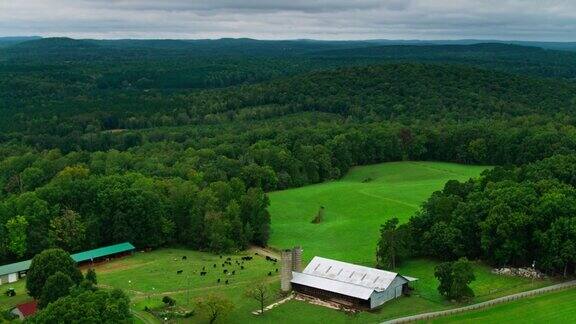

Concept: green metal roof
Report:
left=0, top=260, right=31, bottom=276
left=0, top=242, right=135, bottom=276
left=71, top=242, right=135, bottom=263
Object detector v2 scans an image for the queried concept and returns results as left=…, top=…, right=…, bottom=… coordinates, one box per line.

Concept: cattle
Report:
left=241, top=265, right=245, bottom=270
left=223, top=269, right=228, bottom=274
left=213, top=264, right=217, bottom=268
left=225, top=280, right=229, bottom=285
left=200, top=271, right=207, bottom=276
left=177, top=270, right=183, bottom=275
left=202, top=266, right=206, bottom=271
left=182, top=256, right=187, bottom=260
left=268, top=271, right=272, bottom=276
left=275, top=268, right=278, bottom=272
left=232, top=270, right=236, bottom=275
left=217, top=278, right=221, bottom=283
left=226, top=257, right=232, bottom=261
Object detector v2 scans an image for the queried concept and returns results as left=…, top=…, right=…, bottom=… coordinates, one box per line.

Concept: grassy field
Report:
left=0, top=280, right=31, bottom=313
left=268, top=161, right=488, bottom=265
left=428, top=288, right=576, bottom=323
left=3, top=161, right=563, bottom=323
left=94, top=248, right=282, bottom=323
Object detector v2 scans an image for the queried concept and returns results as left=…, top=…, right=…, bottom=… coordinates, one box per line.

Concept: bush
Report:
left=162, top=296, right=176, bottom=307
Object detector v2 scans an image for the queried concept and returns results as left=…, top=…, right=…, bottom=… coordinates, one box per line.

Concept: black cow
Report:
left=241, top=265, right=245, bottom=270
left=225, top=280, right=229, bottom=284
left=217, top=278, right=221, bottom=283
left=232, top=270, right=236, bottom=275
left=177, top=270, right=183, bottom=274
left=200, top=271, right=207, bottom=276
left=182, top=256, right=187, bottom=260
left=268, top=271, right=272, bottom=276
left=223, top=269, right=228, bottom=274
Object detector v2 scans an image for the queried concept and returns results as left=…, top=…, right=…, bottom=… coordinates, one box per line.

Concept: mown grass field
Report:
left=268, top=161, right=488, bottom=265
left=94, top=248, right=282, bottom=323
left=428, top=288, right=576, bottom=323
left=0, top=280, right=30, bottom=312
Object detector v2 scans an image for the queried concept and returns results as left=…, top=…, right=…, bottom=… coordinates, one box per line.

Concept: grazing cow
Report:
left=268, top=271, right=272, bottom=276
left=275, top=268, right=278, bottom=272
left=213, top=264, right=217, bottom=268
left=223, top=269, right=228, bottom=274
left=182, top=256, right=187, bottom=260
left=200, top=271, right=207, bottom=276
left=217, top=279, right=221, bottom=283
left=202, top=266, right=206, bottom=271
left=266, top=256, right=271, bottom=261
left=220, top=255, right=223, bottom=259
left=226, top=257, right=231, bottom=261
left=241, top=265, right=245, bottom=270
left=225, top=280, right=229, bottom=285
left=177, top=270, right=183, bottom=274
left=255, top=252, right=259, bottom=255
left=232, top=270, right=235, bottom=275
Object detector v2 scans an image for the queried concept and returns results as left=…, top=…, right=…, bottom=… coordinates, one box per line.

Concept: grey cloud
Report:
left=0, top=0, right=575, bottom=41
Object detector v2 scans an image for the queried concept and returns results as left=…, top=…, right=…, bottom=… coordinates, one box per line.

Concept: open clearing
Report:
left=268, top=161, right=488, bottom=265
left=429, top=288, right=576, bottom=323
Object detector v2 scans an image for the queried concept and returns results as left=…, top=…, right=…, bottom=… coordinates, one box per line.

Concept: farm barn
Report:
left=287, top=255, right=417, bottom=309
left=0, top=242, right=135, bottom=286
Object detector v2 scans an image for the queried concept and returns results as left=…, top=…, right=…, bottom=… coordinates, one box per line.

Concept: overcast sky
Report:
left=1, top=0, right=575, bottom=41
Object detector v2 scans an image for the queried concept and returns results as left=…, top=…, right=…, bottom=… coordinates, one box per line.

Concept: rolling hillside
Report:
left=268, top=161, right=487, bottom=265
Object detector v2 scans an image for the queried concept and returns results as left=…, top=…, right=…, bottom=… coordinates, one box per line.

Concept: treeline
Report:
left=0, top=164, right=270, bottom=264
left=3, top=52, right=576, bottom=268
left=405, top=154, right=576, bottom=275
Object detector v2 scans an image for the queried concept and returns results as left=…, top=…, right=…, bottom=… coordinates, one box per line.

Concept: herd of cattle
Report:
left=173, top=253, right=279, bottom=285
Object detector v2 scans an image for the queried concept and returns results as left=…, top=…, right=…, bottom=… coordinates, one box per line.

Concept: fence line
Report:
left=383, top=280, right=576, bottom=323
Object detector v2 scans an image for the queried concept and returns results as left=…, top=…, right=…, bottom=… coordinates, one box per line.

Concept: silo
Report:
left=281, top=249, right=293, bottom=292
left=292, top=246, right=303, bottom=272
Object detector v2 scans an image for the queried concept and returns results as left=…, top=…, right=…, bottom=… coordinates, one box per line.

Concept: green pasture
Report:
left=428, top=288, right=576, bottom=323
left=268, top=161, right=488, bottom=265
left=95, top=248, right=281, bottom=323
left=0, top=280, right=31, bottom=313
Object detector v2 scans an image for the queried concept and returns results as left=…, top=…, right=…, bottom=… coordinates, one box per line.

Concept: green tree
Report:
left=29, top=289, right=131, bottom=323
left=85, top=268, right=97, bottom=285
left=39, top=272, right=74, bottom=308
left=49, top=209, right=86, bottom=252
left=245, top=282, right=272, bottom=315
left=434, top=257, right=475, bottom=302
left=376, top=218, right=409, bottom=270
left=26, top=248, right=83, bottom=299
left=5, top=216, right=28, bottom=258
left=195, top=294, right=234, bottom=324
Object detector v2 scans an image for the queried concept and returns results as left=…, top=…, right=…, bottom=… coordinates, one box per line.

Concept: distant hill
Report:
left=311, top=43, right=576, bottom=79
left=0, top=36, right=42, bottom=47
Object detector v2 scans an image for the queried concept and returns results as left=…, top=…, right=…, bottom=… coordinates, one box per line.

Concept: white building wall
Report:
left=8, top=273, right=18, bottom=283
left=369, top=276, right=408, bottom=309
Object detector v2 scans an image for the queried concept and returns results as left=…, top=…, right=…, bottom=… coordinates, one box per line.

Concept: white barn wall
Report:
left=370, top=276, right=408, bottom=309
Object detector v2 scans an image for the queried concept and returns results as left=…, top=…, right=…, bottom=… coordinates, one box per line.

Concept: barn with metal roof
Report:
left=290, top=256, right=417, bottom=309
left=0, top=242, right=135, bottom=286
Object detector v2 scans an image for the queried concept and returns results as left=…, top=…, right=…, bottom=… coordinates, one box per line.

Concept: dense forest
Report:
left=1, top=38, right=576, bottom=270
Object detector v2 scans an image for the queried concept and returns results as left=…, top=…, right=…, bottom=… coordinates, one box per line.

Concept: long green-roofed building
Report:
left=0, top=242, right=135, bottom=285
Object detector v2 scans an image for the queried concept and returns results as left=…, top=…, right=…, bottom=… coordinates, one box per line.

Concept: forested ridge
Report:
left=1, top=38, right=576, bottom=272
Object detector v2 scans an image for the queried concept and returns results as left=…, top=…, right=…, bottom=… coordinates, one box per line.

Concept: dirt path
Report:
left=249, top=246, right=281, bottom=259
left=128, top=277, right=280, bottom=301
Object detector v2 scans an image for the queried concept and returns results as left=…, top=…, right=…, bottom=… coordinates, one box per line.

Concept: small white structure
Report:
left=0, top=260, right=30, bottom=286
left=290, top=256, right=417, bottom=309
